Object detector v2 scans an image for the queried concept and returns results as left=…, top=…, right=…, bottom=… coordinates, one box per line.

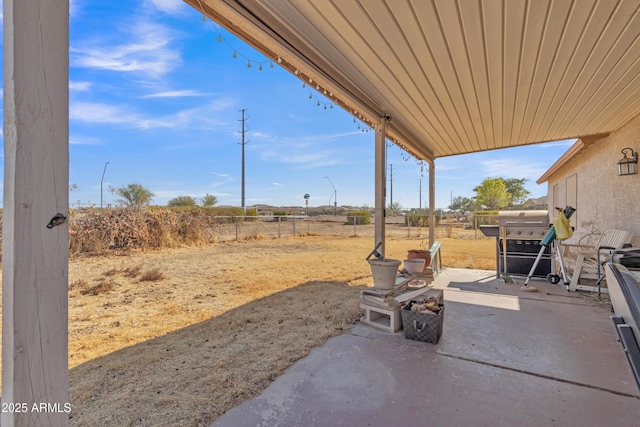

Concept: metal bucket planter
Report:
left=368, top=259, right=401, bottom=289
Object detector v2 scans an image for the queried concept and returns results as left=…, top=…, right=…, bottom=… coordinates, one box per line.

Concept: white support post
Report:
left=429, top=161, right=436, bottom=248
left=374, top=117, right=387, bottom=255
left=2, top=1, right=70, bottom=426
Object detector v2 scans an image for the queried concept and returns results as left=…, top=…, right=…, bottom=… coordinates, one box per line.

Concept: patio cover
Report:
left=186, top=0, right=640, bottom=161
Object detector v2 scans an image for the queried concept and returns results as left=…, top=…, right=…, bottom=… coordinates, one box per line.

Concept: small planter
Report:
left=368, top=259, right=401, bottom=289
left=403, top=258, right=425, bottom=274
left=407, top=249, right=431, bottom=266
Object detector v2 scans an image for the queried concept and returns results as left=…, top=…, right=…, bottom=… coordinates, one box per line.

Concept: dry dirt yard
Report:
left=2, top=228, right=495, bottom=426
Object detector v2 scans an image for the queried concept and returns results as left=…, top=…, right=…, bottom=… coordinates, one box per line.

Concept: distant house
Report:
left=520, top=196, right=547, bottom=210
left=537, top=114, right=640, bottom=246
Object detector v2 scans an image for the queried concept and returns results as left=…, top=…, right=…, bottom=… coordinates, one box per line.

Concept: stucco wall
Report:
left=546, top=113, right=640, bottom=247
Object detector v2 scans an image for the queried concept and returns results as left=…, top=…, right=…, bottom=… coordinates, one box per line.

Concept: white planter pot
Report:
left=368, top=259, right=401, bottom=289
left=403, top=258, right=426, bottom=274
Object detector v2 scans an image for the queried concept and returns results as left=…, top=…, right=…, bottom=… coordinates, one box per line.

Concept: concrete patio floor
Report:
left=212, top=268, right=640, bottom=427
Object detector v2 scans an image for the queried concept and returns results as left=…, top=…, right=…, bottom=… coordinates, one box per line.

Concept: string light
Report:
left=197, top=1, right=275, bottom=72
left=196, top=0, right=365, bottom=133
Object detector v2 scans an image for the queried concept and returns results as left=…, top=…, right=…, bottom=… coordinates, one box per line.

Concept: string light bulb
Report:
left=259, top=63, right=263, bottom=70
left=232, top=51, right=237, bottom=59
left=202, top=15, right=206, bottom=22
left=217, top=35, right=222, bottom=43
left=247, top=60, right=251, bottom=68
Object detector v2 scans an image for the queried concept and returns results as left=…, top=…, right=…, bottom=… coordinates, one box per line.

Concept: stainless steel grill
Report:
left=481, top=210, right=552, bottom=278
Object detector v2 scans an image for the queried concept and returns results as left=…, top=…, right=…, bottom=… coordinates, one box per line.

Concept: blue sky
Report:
left=1, top=0, right=575, bottom=210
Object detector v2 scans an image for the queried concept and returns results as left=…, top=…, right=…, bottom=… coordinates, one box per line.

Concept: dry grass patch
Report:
left=80, top=280, right=117, bottom=296
left=69, top=281, right=364, bottom=426
left=123, top=265, right=142, bottom=278
left=139, top=268, right=166, bottom=282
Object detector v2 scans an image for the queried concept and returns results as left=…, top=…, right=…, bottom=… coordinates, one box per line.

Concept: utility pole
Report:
left=419, top=178, right=422, bottom=211
left=238, top=109, right=249, bottom=214
left=389, top=163, right=393, bottom=208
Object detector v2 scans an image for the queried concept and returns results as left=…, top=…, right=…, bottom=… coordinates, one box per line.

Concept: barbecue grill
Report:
left=480, top=210, right=552, bottom=278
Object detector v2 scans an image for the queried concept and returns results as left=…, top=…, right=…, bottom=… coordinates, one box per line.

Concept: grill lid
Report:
left=498, top=210, right=548, bottom=226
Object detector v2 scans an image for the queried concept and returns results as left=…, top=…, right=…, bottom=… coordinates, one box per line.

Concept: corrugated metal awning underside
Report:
left=186, top=0, right=640, bottom=162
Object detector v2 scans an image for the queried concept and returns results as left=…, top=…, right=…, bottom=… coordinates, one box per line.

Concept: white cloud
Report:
left=69, top=99, right=236, bottom=131
left=70, top=20, right=181, bottom=78
left=69, top=134, right=102, bottom=145
left=69, top=81, right=92, bottom=91
left=142, top=90, right=204, bottom=99
left=254, top=130, right=365, bottom=169
left=148, top=0, right=186, bottom=15
left=265, top=183, right=285, bottom=192
left=481, top=158, right=546, bottom=181
left=135, top=99, right=235, bottom=130
left=70, top=101, right=142, bottom=125
left=209, top=173, right=233, bottom=187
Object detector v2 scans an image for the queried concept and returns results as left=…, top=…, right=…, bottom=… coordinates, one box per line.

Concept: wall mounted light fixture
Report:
left=618, top=147, right=638, bottom=176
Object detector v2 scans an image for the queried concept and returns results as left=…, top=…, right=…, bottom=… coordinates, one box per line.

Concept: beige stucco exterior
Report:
left=539, top=114, right=640, bottom=247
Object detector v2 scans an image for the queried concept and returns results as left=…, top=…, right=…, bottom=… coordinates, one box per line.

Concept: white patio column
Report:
left=429, top=160, right=435, bottom=247
left=374, top=116, right=387, bottom=255
left=3, top=0, right=70, bottom=426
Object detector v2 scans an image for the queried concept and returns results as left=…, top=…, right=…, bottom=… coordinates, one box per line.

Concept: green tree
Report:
left=387, top=201, right=402, bottom=216
left=473, top=178, right=510, bottom=210
left=114, top=183, right=154, bottom=208
left=200, top=193, right=218, bottom=207
left=503, top=178, right=530, bottom=207
left=449, top=196, right=476, bottom=215
left=168, top=195, right=197, bottom=207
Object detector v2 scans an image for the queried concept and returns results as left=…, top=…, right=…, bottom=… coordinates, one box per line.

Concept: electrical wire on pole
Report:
left=238, top=109, right=249, bottom=214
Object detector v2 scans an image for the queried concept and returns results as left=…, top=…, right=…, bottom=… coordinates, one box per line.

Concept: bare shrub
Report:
left=68, top=207, right=226, bottom=258
left=80, top=279, right=116, bottom=296
left=122, top=265, right=142, bottom=278
left=102, top=268, right=119, bottom=277
left=138, top=268, right=165, bottom=282
left=69, top=279, right=90, bottom=292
